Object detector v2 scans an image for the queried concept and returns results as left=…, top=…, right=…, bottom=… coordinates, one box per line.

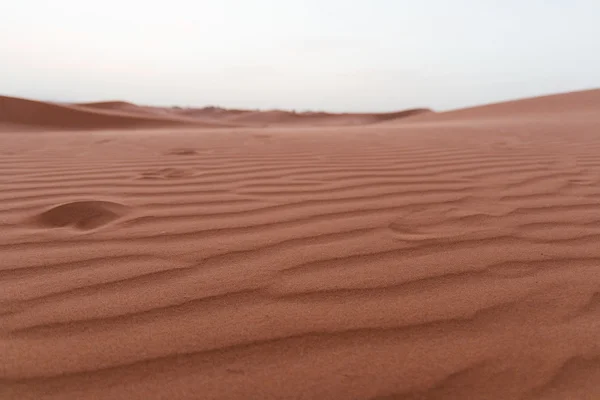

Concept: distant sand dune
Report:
left=0, top=96, right=235, bottom=130
left=394, top=88, right=600, bottom=124
left=75, top=101, right=184, bottom=117
left=1, top=95, right=431, bottom=130
left=221, top=108, right=432, bottom=126
left=1, top=89, right=599, bottom=399
left=74, top=101, right=138, bottom=110
left=174, top=106, right=431, bottom=126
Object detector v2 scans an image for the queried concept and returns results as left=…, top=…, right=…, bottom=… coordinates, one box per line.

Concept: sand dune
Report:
left=140, top=104, right=431, bottom=127
left=74, top=101, right=139, bottom=110
left=222, top=108, right=431, bottom=126
left=174, top=106, right=250, bottom=119
left=0, top=96, right=234, bottom=130
left=75, top=101, right=184, bottom=117
left=393, top=88, right=600, bottom=124
left=1, top=89, right=600, bottom=399
left=1, top=95, right=430, bottom=130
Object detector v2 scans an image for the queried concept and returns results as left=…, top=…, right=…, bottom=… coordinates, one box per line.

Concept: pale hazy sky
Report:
left=2, top=0, right=599, bottom=112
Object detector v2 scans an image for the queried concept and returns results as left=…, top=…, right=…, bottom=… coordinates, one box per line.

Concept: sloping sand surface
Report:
left=75, top=101, right=186, bottom=118
left=221, top=108, right=431, bottom=126
left=74, top=101, right=140, bottom=110
left=0, top=96, right=235, bottom=130
left=391, top=88, right=600, bottom=124
left=160, top=105, right=431, bottom=127
left=72, top=100, right=431, bottom=128
left=1, top=90, right=600, bottom=399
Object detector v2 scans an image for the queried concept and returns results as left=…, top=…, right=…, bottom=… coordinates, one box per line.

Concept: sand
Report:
left=1, top=89, right=599, bottom=400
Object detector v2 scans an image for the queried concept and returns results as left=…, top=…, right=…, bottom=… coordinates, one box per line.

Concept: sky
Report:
left=1, top=0, right=599, bottom=112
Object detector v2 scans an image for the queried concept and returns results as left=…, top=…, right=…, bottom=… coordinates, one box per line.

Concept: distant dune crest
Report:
left=0, top=95, right=234, bottom=130
left=3, top=89, right=599, bottom=131
left=395, top=88, right=600, bottom=123
left=0, top=94, right=431, bottom=130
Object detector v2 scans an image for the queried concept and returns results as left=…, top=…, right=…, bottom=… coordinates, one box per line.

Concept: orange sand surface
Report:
left=1, top=90, right=600, bottom=399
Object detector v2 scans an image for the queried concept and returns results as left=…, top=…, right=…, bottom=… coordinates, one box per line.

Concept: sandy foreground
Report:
left=1, top=90, right=599, bottom=399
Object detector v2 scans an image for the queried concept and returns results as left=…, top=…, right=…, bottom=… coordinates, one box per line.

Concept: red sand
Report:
left=0, top=96, right=236, bottom=130
left=1, top=89, right=599, bottom=399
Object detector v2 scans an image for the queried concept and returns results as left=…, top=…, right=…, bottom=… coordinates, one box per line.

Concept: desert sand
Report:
left=1, top=89, right=599, bottom=399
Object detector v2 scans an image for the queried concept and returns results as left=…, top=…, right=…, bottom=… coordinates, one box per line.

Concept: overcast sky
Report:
left=1, top=0, right=599, bottom=112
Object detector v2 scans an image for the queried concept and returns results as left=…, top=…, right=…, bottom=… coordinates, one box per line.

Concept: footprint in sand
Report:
left=138, top=168, right=194, bottom=180
left=94, top=138, right=113, bottom=144
left=253, top=133, right=272, bottom=140
left=165, top=148, right=198, bottom=156
left=387, top=206, right=500, bottom=241
left=30, top=200, right=131, bottom=231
